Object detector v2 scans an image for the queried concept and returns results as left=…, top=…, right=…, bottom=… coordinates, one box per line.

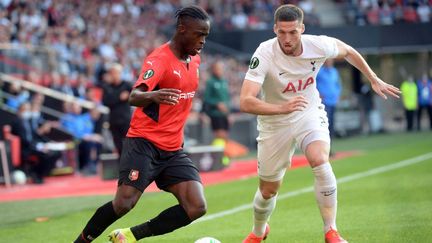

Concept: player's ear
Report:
left=300, top=23, right=305, bottom=34
left=273, top=23, right=277, bottom=35
left=177, top=23, right=186, bottom=34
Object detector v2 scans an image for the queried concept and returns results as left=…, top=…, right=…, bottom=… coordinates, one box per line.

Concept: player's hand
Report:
left=371, top=77, right=401, bottom=99
left=151, top=88, right=181, bottom=105
left=120, top=90, right=130, bottom=101
left=217, top=103, right=229, bottom=114
left=280, top=96, right=308, bottom=114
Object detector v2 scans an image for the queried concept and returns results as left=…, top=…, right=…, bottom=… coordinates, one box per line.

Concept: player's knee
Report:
left=310, top=157, right=328, bottom=168
left=308, top=151, right=329, bottom=167
left=113, top=195, right=139, bottom=216
left=305, top=141, right=330, bottom=167
left=186, top=201, right=207, bottom=220
left=310, top=160, right=324, bottom=168
left=261, top=189, right=278, bottom=199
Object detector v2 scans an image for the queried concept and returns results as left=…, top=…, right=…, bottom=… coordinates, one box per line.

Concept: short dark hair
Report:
left=274, top=4, right=304, bottom=24
left=175, top=5, right=209, bottom=27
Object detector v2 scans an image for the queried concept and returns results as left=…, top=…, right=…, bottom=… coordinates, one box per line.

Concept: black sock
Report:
left=130, top=204, right=192, bottom=240
left=74, top=201, right=120, bottom=242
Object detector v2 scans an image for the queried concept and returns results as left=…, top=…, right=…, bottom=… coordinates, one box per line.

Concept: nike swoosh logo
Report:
left=321, top=188, right=336, bottom=196
left=279, top=72, right=287, bottom=76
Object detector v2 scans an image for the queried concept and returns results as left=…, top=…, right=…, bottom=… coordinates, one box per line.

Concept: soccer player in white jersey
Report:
left=240, top=4, right=400, bottom=243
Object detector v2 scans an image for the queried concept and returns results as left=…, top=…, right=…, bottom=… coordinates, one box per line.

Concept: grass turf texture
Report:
left=1, top=131, right=431, bottom=242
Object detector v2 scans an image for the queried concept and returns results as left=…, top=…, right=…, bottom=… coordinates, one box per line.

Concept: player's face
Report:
left=180, top=19, right=210, bottom=56
left=274, top=20, right=304, bottom=56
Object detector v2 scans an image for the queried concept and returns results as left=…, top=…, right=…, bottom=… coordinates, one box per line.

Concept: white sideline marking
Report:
left=195, top=152, right=432, bottom=223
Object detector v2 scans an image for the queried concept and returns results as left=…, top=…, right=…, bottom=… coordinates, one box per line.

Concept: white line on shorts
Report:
left=194, top=152, right=432, bottom=224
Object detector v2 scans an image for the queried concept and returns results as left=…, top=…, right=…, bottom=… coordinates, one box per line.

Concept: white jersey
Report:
left=245, top=34, right=339, bottom=126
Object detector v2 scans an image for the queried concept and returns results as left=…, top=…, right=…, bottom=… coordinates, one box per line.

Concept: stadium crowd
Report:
left=337, top=0, right=432, bottom=26
left=2, top=0, right=285, bottom=110
left=3, top=0, right=428, bottom=111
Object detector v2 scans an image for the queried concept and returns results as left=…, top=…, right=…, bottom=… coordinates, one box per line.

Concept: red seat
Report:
left=3, top=125, right=21, bottom=167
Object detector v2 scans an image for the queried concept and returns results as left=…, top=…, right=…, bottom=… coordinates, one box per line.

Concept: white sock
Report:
left=252, top=189, right=277, bottom=236
left=312, top=162, right=337, bottom=233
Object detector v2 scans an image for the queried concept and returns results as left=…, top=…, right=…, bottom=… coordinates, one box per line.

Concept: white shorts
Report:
left=256, top=105, right=330, bottom=182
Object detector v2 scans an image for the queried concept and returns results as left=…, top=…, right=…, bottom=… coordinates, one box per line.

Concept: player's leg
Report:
left=254, top=179, right=280, bottom=235
left=128, top=153, right=205, bottom=240
left=169, top=180, right=207, bottom=220
left=129, top=180, right=206, bottom=240
left=304, top=140, right=336, bottom=231
left=74, top=138, right=150, bottom=243
left=107, top=184, right=147, bottom=243
left=74, top=184, right=142, bottom=243
left=244, top=126, right=295, bottom=242
left=299, top=106, right=347, bottom=242
left=303, top=137, right=347, bottom=243
left=243, top=179, right=280, bottom=243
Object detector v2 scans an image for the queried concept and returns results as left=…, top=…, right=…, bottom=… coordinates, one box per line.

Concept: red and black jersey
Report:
left=127, top=43, right=200, bottom=151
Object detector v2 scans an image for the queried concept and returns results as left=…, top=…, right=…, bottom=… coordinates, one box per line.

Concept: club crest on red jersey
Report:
left=128, top=169, right=139, bottom=181
left=143, top=69, right=154, bottom=80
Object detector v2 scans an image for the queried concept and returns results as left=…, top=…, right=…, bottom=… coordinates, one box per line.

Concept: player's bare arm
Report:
left=335, top=39, right=401, bottom=99
left=239, top=79, right=308, bottom=115
left=129, top=84, right=181, bottom=107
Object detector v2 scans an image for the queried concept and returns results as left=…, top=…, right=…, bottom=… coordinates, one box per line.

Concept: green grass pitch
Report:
left=1, top=131, right=431, bottom=242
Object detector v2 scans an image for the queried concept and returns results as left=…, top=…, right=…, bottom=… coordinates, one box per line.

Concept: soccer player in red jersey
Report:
left=73, top=5, right=210, bottom=243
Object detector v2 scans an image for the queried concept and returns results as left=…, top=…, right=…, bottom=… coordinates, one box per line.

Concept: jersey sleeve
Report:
left=244, top=44, right=271, bottom=84
left=133, top=57, right=166, bottom=91
left=319, top=35, right=339, bottom=59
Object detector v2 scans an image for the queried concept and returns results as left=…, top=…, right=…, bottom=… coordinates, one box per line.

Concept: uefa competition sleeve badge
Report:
left=143, top=69, right=154, bottom=80
left=249, top=57, right=259, bottom=69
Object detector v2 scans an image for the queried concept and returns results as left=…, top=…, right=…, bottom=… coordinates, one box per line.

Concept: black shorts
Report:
left=210, top=116, right=229, bottom=131
left=118, top=137, right=201, bottom=192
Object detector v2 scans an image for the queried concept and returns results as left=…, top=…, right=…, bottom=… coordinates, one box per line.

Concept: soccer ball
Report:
left=194, top=237, right=221, bottom=243
left=12, top=170, right=27, bottom=185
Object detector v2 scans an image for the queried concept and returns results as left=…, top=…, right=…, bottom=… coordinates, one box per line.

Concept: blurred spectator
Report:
left=231, top=4, right=249, bottom=29
left=400, top=75, right=418, bottom=131
left=5, top=82, right=30, bottom=111
left=416, top=73, right=432, bottom=130
left=73, top=73, right=91, bottom=99
left=202, top=61, right=231, bottom=146
left=403, top=5, right=419, bottom=23
left=417, top=2, right=431, bottom=23
left=59, top=74, right=75, bottom=96
left=11, top=102, right=60, bottom=183
left=0, top=8, right=12, bottom=43
left=49, top=71, right=63, bottom=91
left=29, top=93, right=46, bottom=132
left=60, top=102, right=102, bottom=175
left=316, top=59, right=342, bottom=139
left=101, top=63, right=132, bottom=156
